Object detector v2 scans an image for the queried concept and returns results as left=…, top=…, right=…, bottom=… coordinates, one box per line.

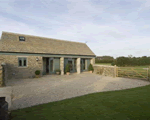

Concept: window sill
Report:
left=18, top=66, right=28, bottom=68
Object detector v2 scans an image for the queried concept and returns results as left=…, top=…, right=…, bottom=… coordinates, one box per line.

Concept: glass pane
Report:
left=24, top=59, right=26, bottom=66
left=19, top=59, right=22, bottom=66
left=74, top=59, right=76, bottom=70
left=50, top=60, right=53, bottom=72
left=83, top=59, right=85, bottom=70
left=68, top=61, right=73, bottom=71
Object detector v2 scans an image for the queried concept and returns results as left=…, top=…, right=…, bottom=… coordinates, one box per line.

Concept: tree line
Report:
left=96, top=55, right=150, bottom=66
left=96, top=56, right=114, bottom=63
left=112, top=56, right=150, bottom=66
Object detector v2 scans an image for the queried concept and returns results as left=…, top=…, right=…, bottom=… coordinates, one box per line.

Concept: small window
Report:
left=18, top=58, right=27, bottom=67
left=19, top=36, right=25, bottom=41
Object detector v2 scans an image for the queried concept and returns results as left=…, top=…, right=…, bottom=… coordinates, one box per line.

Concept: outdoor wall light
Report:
left=36, top=57, right=39, bottom=61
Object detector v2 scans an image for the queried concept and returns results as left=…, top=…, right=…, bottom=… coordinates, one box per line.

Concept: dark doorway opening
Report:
left=46, top=58, right=49, bottom=74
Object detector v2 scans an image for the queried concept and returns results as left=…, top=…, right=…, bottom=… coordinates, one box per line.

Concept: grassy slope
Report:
left=10, top=84, right=150, bottom=120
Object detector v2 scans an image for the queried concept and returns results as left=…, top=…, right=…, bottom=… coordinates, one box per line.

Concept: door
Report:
left=49, top=58, right=54, bottom=74
left=87, top=59, right=90, bottom=70
left=81, top=59, right=86, bottom=71
left=53, top=58, right=60, bottom=72
left=68, top=60, right=73, bottom=72
left=64, top=58, right=68, bottom=73
left=82, top=59, right=85, bottom=70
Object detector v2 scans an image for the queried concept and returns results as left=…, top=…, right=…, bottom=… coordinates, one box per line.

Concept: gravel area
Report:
left=7, top=72, right=150, bottom=110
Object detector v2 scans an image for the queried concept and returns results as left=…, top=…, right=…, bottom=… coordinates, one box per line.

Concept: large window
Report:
left=18, top=57, right=27, bottom=67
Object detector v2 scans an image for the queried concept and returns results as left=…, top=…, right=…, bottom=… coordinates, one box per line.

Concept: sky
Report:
left=0, top=0, right=150, bottom=58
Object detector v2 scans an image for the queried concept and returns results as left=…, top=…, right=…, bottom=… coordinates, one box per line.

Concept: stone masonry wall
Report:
left=93, top=65, right=116, bottom=77
left=0, top=66, right=2, bottom=86
left=0, top=55, right=43, bottom=80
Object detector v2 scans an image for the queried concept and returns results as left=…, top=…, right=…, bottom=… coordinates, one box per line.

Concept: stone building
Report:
left=0, top=31, right=96, bottom=79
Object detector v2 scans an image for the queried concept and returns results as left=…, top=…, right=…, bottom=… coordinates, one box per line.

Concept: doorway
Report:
left=81, top=59, right=86, bottom=71
left=49, top=58, right=54, bottom=74
left=68, top=60, right=73, bottom=72
left=46, top=58, right=49, bottom=74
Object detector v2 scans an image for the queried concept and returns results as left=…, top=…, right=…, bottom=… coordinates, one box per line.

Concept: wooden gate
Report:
left=117, top=67, right=149, bottom=80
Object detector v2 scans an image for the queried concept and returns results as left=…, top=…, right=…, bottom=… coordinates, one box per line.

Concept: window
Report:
left=19, top=36, right=25, bottom=41
left=18, top=58, right=27, bottom=67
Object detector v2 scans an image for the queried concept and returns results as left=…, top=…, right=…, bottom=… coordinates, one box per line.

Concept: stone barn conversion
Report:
left=0, top=31, right=96, bottom=79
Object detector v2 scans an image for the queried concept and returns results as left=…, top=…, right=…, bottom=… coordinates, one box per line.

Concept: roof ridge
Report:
left=2, top=31, right=85, bottom=44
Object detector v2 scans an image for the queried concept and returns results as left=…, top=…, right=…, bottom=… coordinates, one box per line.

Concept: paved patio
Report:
left=7, top=72, right=150, bottom=110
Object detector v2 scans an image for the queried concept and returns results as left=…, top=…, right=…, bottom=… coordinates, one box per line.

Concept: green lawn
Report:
left=10, top=84, right=150, bottom=120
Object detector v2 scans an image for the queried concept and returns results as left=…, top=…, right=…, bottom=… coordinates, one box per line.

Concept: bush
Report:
left=88, top=64, right=94, bottom=71
left=111, top=62, right=115, bottom=66
left=35, top=70, right=40, bottom=75
left=111, top=59, right=117, bottom=66
left=65, top=64, right=70, bottom=72
left=55, top=69, right=61, bottom=72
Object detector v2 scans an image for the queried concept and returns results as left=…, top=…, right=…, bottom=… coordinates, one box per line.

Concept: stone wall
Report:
left=60, top=57, right=64, bottom=75
left=90, top=58, right=95, bottom=65
left=0, top=57, right=4, bottom=65
left=77, top=58, right=81, bottom=74
left=0, top=55, right=43, bottom=80
left=0, top=66, right=3, bottom=86
left=93, top=65, right=116, bottom=77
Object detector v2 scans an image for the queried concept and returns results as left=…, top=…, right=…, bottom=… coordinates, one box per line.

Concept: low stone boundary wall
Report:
left=0, top=66, right=3, bottom=86
left=93, top=64, right=117, bottom=77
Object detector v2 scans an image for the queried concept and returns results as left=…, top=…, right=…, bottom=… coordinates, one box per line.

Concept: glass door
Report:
left=49, top=58, right=54, bottom=74
left=83, top=59, right=85, bottom=70
left=68, top=60, right=73, bottom=72
left=81, top=59, right=85, bottom=71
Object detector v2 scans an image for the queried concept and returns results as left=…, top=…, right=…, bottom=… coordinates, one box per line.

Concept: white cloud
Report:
left=0, top=0, right=150, bottom=58
left=136, top=0, right=150, bottom=11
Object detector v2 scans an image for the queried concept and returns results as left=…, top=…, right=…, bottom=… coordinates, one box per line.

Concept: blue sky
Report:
left=0, top=0, right=150, bottom=58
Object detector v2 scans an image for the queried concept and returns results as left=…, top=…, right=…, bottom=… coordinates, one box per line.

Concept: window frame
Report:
left=18, top=57, right=27, bottom=67
left=19, top=36, right=25, bottom=41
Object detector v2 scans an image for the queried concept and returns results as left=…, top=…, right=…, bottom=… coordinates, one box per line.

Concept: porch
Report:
left=42, top=57, right=93, bottom=75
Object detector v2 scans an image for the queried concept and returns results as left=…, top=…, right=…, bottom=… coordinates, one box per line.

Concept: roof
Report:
left=0, top=31, right=96, bottom=56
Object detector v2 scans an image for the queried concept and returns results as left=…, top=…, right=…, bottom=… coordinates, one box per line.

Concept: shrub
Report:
left=65, top=64, right=70, bottom=72
left=88, top=64, right=94, bottom=71
left=55, top=69, right=61, bottom=72
left=35, top=70, right=40, bottom=75
left=111, top=62, right=115, bottom=66
left=111, top=59, right=117, bottom=66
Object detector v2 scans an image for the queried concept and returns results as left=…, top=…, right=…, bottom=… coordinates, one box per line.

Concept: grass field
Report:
left=10, top=85, right=150, bottom=120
